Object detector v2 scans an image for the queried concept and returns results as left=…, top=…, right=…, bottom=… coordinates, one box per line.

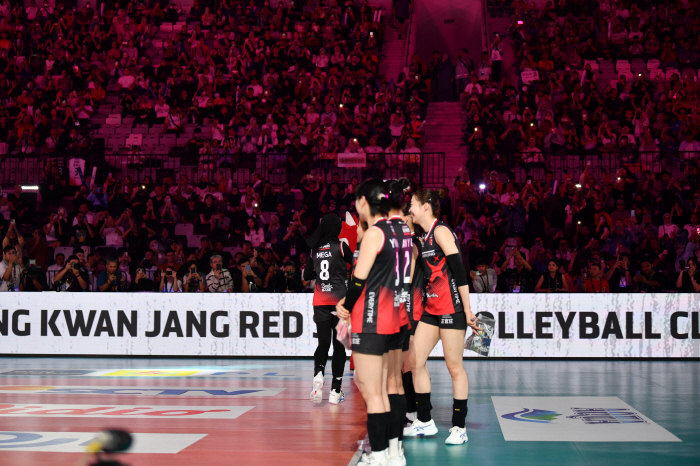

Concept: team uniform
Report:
left=305, top=239, right=354, bottom=322
left=409, top=234, right=425, bottom=334
left=420, top=219, right=467, bottom=330
left=351, top=219, right=402, bottom=356
left=389, top=216, right=412, bottom=352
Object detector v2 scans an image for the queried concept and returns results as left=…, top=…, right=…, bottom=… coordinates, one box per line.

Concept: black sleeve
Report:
left=303, top=254, right=316, bottom=280
left=341, top=241, right=354, bottom=265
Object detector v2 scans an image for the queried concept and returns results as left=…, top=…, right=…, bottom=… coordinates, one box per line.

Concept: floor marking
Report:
left=0, top=385, right=285, bottom=397
left=0, top=432, right=206, bottom=453
left=0, top=403, right=254, bottom=419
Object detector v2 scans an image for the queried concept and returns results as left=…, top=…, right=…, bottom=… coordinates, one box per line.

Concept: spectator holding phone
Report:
left=206, top=254, right=234, bottom=292
left=0, top=245, right=23, bottom=291
left=233, top=256, right=263, bottom=293
left=470, top=258, right=497, bottom=293
left=182, top=261, right=206, bottom=293
left=159, top=266, right=181, bottom=292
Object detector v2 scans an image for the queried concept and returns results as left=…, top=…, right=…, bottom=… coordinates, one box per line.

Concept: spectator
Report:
left=535, top=260, right=569, bottom=293
left=470, top=258, right=497, bottom=293
left=182, top=261, right=206, bottom=293
left=580, top=262, right=609, bottom=293
left=159, top=266, right=181, bottom=293
left=206, top=255, right=234, bottom=293
left=0, top=245, right=22, bottom=291
left=97, top=260, right=127, bottom=292
left=52, top=255, right=89, bottom=292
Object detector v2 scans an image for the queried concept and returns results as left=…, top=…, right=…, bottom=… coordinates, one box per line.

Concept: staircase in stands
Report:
left=379, top=20, right=408, bottom=81
left=423, top=102, right=466, bottom=188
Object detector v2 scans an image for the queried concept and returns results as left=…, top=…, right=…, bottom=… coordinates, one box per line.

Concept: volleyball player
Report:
left=400, top=202, right=423, bottom=425
left=404, top=190, right=480, bottom=445
left=303, top=214, right=354, bottom=404
left=385, top=179, right=412, bottom=464
left=336, top=179, right=400, bottom=466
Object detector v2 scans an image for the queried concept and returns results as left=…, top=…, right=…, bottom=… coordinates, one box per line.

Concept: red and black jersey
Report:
left=411, top=234, right=426, bottom=322
left=304, top=239, right=353, bottom=306
left=351, top=219, right=401, bottom=335
left=390, top=216, right=412, bottom=328
left=421, top=219, right=464, bottom=315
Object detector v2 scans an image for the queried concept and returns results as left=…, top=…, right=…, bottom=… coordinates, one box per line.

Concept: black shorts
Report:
left=351, top=333, right=392, bottom=356
left=387, top=325, right=409, bottom=352
left=419, top=312, right=467, bottom=330
left=313, top=305, right=336, bottom=323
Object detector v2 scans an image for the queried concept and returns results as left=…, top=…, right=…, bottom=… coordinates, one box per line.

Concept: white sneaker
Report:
left=358, top=434, right=371, bottom=454
left=357, top=451, right=388, bottom=465
left=329, top=389, right=345, bottom=404
left=403, top=419, right=438, bottom=437
left=310, top=372, right=324, bottom=404
left=445, top=426, right=468, bottom=445
left=388, top=450, right=406, bottom=466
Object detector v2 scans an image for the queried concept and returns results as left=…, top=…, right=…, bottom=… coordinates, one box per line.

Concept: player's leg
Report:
left=404, top=319, right=440, bottom=437
left=328, top=314, right=348, bottom=404
left=402, top=336, right=416, bottom=423
left=386, top=345, right=405, bottom=462
left=355, top=350, right=390, bottom=465
left=311, top=310, right=333, bottom=403
left=440, top=320, right=469, bottom=445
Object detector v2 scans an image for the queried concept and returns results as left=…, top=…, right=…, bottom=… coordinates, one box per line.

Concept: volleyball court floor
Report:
left=0, top=358, right=697, bottom=466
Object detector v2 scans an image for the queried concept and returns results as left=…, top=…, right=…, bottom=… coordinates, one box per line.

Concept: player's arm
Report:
left=336, top=227, right=382, bottom=320
left=434, top=226, right=480, bottom=333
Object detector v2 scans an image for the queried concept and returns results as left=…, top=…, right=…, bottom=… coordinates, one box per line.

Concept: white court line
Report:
left=346, top=447, right=362, bottom=466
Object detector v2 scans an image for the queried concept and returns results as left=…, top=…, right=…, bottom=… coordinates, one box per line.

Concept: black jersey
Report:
left=411, top=234, right=426, bottom=322
left=390, top=216, right=412, bottom=327
left=304, top=239, right=353, bottom=306
left=422, top=219, right=464, bottom=315
left=351, top=219, right=401, bottom=335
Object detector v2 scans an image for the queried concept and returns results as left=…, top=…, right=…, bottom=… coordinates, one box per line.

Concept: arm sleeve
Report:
left=303, top=254, right=316, bottom=281
left=343, top=277, right=366, bottom=312
left=446, top=253, right=469, bottom=287
left=341, top=241, right=354, bottom=265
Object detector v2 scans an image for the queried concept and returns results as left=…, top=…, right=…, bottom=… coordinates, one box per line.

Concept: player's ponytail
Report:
left=413, top=189, right=440, bottom=218
left=386, top=178, right=410, bottom=211
left=356, top=178, right=390, bottom=217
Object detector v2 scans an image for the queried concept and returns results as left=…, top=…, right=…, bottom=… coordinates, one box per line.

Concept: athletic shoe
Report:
left=329, top=389, right=345, bottom=404
left=358, top=434, right=371, bottom=454
left=388, top=450, right=406, bottom=466
left=357, top=451, right=388, bottom=465
left=403, top=419, right=438, bottom=437
left=445, top=426, right=468, bottom=445
left=310, top=371, right=324, bottom=404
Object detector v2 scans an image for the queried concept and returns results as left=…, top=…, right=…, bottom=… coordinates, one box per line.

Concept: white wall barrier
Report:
left=1, top=293, right=699, bottom=358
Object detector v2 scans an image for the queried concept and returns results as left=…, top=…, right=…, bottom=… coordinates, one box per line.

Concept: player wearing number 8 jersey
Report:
left=405, top=189, right=481, bottom=446
left=303, top=214, right=354, bottom=404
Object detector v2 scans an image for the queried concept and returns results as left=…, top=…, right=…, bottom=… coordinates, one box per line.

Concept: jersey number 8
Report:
left=319, top=259, right=330, bottom=280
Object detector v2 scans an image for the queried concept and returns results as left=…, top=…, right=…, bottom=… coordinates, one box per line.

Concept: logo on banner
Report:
left=0, top=403, right=252, bottom=419
left=502, top=408, right=561, bottom=423
left=0, top=385, right=285, bottom=397
left=0, top=431, right=206, bottom=453
left=101, top=370, right=201, bottom=377
left=493, top=397, right=680, bottom=442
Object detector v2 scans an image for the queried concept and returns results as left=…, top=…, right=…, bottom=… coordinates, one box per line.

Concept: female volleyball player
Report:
left=336, top=179, right=400, bottom=466
left=385, top=179, right=412, bottom=463
left=404, top=189, right=480, bottom=445
left=303, top=214, right=354, bottom=404
left=401, top=202, right=423, bottom=425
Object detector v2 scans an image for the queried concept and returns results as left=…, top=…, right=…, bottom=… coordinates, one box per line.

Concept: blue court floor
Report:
left=0, top=358, right=697, bottom=465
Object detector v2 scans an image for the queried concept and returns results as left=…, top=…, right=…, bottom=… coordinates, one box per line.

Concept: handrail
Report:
left=481, top=0, right=490, bottom=53
left=403, top=0, right=416, bottom=68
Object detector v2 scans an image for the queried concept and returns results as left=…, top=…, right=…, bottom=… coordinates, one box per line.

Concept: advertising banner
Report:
left=337, top=152, right=367, bottom=168
left=0, top=293, right=699, bottom=358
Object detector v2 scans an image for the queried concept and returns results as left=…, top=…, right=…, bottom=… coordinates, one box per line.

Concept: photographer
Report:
left=269, top=260, right=303, bottom=293
left=182, top=261, right=206, bottom=293
left=96, top=259, right=127, bottom=292
left=52, top=255, right=89, bottom=291
left=20, top=260, right=47, bottom=292
left=0, top=245, right=23, bottom=291
left=206, top=255, right=234, bottom=292
left=159, top=266, right=181, bottom=292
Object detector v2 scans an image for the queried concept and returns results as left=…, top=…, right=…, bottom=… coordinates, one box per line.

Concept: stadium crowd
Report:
left=1, top=0, right=700, bottom=294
